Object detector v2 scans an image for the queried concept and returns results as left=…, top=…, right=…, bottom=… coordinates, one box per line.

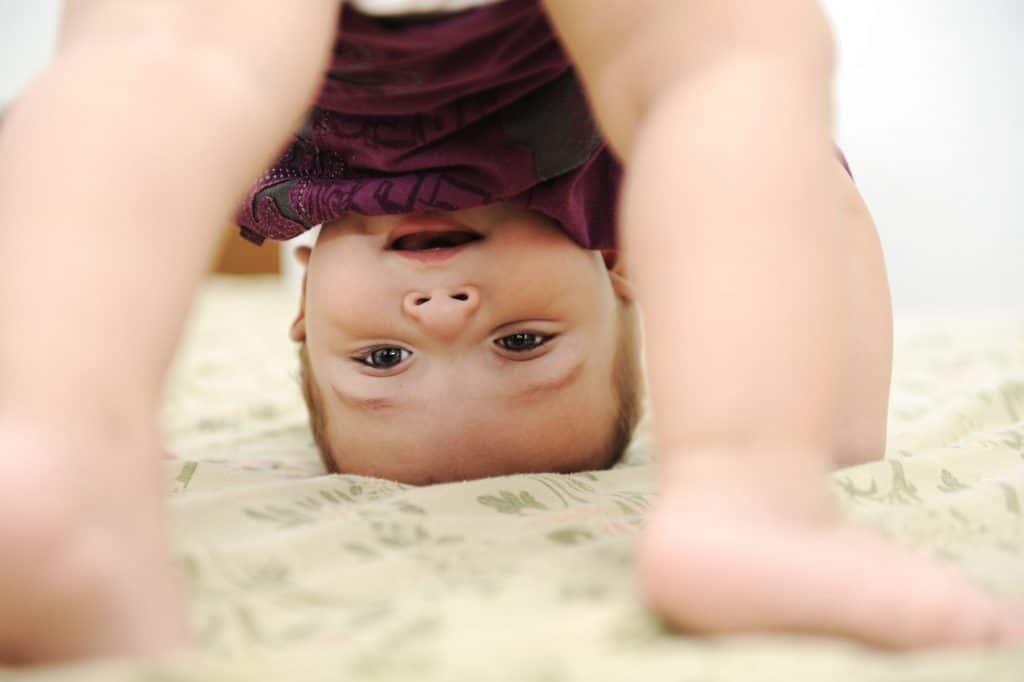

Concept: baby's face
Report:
left=294, top=203, right=626, bottom=484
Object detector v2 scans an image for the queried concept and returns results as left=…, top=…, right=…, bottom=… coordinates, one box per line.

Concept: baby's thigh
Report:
left=831, top=161, right=893, bottom=467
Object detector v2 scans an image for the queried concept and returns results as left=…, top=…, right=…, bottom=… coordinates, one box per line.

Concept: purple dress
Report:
left=236, top=0, right=621, bottom=250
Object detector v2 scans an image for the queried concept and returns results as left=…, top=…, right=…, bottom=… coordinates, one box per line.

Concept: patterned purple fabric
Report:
left=236, top=0, right=621, bottom=250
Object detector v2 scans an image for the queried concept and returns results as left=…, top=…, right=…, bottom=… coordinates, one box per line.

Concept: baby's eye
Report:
left=357, top=346, right=411, bottom=369
left=495, top=332, right=552, bottom=353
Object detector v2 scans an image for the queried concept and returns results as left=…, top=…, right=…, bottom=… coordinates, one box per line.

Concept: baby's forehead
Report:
left=333, top=430, right=611, bottom=485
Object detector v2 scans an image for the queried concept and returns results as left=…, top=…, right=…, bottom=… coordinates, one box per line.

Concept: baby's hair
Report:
left=297, top=342, right=335, bottom=473
left=298, top=299, right=643, bottom=475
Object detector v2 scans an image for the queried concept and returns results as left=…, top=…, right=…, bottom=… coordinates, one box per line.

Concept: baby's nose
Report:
left=402, top=286, right=480, bottom=340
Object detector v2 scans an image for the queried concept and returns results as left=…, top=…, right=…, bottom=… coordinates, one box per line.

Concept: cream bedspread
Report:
left=14, top=276, right=1024, bottom=681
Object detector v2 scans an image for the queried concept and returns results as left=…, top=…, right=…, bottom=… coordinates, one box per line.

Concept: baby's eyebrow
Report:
left=332, top=388, right=399, bottom=413
left=330, top=358, right=585, bottom=411
left=511, top=358, right=585, bottom=404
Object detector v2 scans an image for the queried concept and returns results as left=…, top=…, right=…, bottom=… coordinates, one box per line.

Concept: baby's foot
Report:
left=639, top=461, right=1024, bottom=649
left=0, top=420, right=190, bottom=664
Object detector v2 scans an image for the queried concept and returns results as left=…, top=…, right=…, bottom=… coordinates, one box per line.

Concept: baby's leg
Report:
left=831, top=162, right=892, bottom=468
left=636, top=162, right=1018, bottom=647
left=0, top=0, right=339, bottom=664
left=542, top=0, right=1024, bottom=647
left=638, top=471, right=1024, bottom=648
left=0, top=420, right=187, bottom=663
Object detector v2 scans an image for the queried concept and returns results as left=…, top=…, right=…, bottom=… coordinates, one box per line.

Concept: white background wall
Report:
left=1, top=1, right=1021, bottom=309
left=822, top=0, right=1023, bottom=309
left=0, top=0, right=60, bottom=106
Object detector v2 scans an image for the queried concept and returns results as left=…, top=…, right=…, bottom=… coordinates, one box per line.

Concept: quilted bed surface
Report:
left=15, top=276, right=1024, bottom=681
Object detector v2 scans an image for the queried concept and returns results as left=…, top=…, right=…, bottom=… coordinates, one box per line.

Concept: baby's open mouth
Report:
left=388, top=230, right=483, bottom=251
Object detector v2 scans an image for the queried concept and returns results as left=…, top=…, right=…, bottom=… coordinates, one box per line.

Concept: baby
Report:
left=289, top=205, right=642, bottom=485
left=0, top=0, right=1021, bottom=666
left=231, top=4, right=645, bottom=484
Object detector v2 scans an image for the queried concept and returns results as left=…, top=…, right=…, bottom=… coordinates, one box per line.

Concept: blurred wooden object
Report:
left=213, top=224, right=280, bottom=274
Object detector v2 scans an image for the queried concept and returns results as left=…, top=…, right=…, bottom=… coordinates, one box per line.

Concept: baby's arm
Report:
left=543, top=0, right=1023, bottom=647
left=0, top=0, right=339, bottom=663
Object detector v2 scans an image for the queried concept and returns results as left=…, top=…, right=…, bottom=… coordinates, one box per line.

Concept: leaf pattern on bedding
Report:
left=477, top=490, right=548, bottom=515
left=37, top=277, right=1024, bottom=682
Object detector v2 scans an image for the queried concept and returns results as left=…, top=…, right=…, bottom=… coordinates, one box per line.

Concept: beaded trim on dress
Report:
left=348, top=0, right=501, bottom=16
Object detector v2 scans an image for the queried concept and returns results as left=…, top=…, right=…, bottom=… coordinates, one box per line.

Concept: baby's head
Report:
left=290, top=202, right=642, bottom=485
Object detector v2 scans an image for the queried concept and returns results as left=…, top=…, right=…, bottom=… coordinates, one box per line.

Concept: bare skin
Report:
left=0, top=0, right=340, bottom=662
left=542, top=0, right=1024, bottom=645
left=294, top=203, right=632, bottom=485
left=0, top=0, right=1021, bottom=666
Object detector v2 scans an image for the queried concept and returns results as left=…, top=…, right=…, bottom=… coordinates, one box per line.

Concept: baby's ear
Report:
left=602, top=250, right=636, bottom=303
left=288, top=247, right=312, bottom=342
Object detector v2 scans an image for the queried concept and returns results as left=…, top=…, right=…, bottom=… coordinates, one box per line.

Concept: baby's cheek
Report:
left=309, top=262, right=393, bottom=321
